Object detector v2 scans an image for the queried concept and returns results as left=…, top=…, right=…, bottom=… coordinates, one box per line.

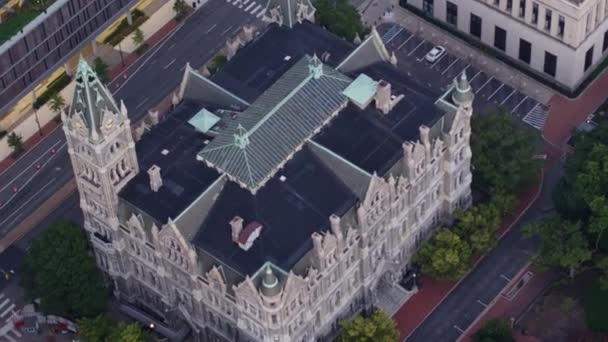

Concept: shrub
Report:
left=584, top=280, right=608, bottom=331
left=33, top=72, right=71, bottom=109
left=103, top=9, right=147, bottom=46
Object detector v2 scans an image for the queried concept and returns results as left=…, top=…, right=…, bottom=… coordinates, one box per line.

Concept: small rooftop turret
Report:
left=261, top=265, right=281, bottom=297
left=451, top=71, right=474, bottom=107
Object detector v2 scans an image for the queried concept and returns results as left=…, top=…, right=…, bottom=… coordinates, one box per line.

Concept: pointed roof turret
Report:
left=67, top=58, right=125, bottom=142
left=308, top=54, right=324, bottom=79
left=261, top=265, right=281, bottom=297
left=451, top=71, right=474, bottom=107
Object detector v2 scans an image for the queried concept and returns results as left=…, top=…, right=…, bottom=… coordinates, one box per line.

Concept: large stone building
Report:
left=62, top=20, right=473, bottom=342
left=404, top=0, right=608, bottom=90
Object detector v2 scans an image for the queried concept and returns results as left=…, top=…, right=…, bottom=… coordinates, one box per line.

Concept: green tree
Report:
left=93, top=57, right=109, bottom=83
left=107, top=322, right=145, bottom=342
left=523, top=216, right=592, bottom=278
left=415, top=228, right=472, bottom=280
left=314, top=0, right=365, bottom=41
left=471, top=109, right=538, bottom=195
left=173, top=0, right=188, bottom=20
left=455, top=201, right=502, bottom=254
left=7, top=132, right=24, bottom=154
left=472, top=319, right=514, bottom=342
left=338, top=309, right=399, bottom=342
left=132, top=28, right=145, bottom=53
left=77, top=315, right=113, bottom=342
left=48, top=93, right=66, bottom=116
left=209, top=54, right=228, bottom=74
left=20, top=221, right=108, bottom=318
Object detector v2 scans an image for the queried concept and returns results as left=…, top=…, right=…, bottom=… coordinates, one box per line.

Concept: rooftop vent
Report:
left=279, top=175, right=287, bottom=182
left=284, top=55, right=292, bottom=61
left=161, top=149, right=170, bottom=156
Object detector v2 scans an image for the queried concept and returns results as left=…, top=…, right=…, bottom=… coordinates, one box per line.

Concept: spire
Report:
left=261, top=265, right=280, bottom=297
left=68, top=58, right=123, bottom=142
left=451, top=71, right=474, bottom=107
left=354, top=33, right=362, bottom=45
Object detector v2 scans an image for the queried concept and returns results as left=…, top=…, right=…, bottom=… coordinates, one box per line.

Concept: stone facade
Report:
left=64, top=54, right=473, bottom=341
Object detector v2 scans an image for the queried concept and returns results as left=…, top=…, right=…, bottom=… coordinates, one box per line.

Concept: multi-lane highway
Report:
left=0, top=0, right=262, bottom=238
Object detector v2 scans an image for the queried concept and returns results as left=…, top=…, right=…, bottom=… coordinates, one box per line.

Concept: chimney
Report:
left=147, top=165, right=162, bottom=192
left=419, top=125, right=430, bottom=147
left=329, top=214, right=342, bottom=238
left=375, top=80, right=392, bottom=114
left=230, top=216, right=244, bottom=242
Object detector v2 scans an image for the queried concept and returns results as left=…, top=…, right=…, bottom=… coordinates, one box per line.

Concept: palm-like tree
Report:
left=49, top=93, right=66, bottom=116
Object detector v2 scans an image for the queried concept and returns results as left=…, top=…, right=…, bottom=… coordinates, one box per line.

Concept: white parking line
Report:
left=243, top=0, right=250, bottom=4
left=256, top=8, right=266, bottom=18
left=385, top=28, right=403, bottom=44
left=244, top=2, right=256, bottom=11
left=221, top=26, right=234, bottom=35
left=475, top=76, right=494, bottom=94
left=0, top=304, right=14, bottom=318
left=511, top=95, right=528, bottom=113
left=162, top=59, right=176, bottom=70
left=397, top=34, right=415, bottom=50
left=430, top=53, right=447, bottom=68
left=469, top=70, right=482, bottom=81
left=441, top=58, right=460, bottom=75
left=250, top=4, right=262, bottom=14
left=500, top=274, right=511, bottom=281
left=205, top=24, right=217, bottom=34
left=408, top=41, right=425, bottom=56
left=487, top=83, right=505, bottom=100
left=453, top=325, right=465, bottom=333
left=477, top=299, right=488, bottom=308
left=500, top=89, right=516, bottom=106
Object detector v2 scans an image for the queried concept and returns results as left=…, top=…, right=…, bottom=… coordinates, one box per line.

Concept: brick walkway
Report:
left=0, top=120, right=62, bottom=173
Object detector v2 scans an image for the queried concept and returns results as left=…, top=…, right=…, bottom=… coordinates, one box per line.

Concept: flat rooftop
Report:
left=211, top=22, right=355, bottom=103
left=119, top=102, right=220, bottom=222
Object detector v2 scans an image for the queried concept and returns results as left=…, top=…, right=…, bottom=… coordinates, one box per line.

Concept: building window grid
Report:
left=603, top=30, right=608, bottom=52
left=584, top=46, right=594, bottom=72
left=558, top=15, right=565, bottom=37
left=519, top=0, right=526, bottom=17
left=543, top=51, right=557, bottom=77
left=422, top=0, right=434, bottom=15
left=519, top=38, right=532, bottom=64
left=545, top=9, right=552, bottom=31
left=532, top=3, right=539, bottom=24
left=494, top=26, right=507, bottom=51
left=446, top=1, right=458, bottom=26
left=506, top=0, right=512, bottom=11
left=469, top=13, right=481, bottom=39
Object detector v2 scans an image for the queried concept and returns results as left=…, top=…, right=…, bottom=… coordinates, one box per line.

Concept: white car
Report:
left=425, top=46, right=446, bottom=63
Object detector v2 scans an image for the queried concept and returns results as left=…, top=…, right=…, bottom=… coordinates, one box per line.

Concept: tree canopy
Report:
left=471, top=109, right=538, bottom=195
left=314, top=0, right=365, bottom=42
left=78, top=315, right=146, bottom=342
left=523, top=216, right=591, bottom=278
left=472, top=319, right=514, bottom=342
left=20, top=221, right=108, bottom=319
left=338, top=309, right=399, bottom=342
left=415, top=228, right=472, bottom=280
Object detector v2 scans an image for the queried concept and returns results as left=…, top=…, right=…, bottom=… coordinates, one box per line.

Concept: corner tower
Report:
left=62, top=58, right=138, bottom=254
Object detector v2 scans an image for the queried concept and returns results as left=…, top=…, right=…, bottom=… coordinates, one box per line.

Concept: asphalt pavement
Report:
left=0, top=0, right=259, bottom=240
left=406, top=160, right=563, bottom=342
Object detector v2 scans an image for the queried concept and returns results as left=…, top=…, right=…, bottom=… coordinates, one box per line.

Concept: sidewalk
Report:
left=116, top=0, right=178, bottom=54
left=0, top=13, right=181, bottom=174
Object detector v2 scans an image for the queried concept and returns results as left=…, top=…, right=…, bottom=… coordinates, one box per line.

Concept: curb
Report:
left=455, top=260, right=533, bottom=342
left=403, top=168, right=545, bottom=341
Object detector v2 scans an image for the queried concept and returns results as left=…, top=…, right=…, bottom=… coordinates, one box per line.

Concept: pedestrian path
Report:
left=226, top=0, right=267, bottom=18
left=523, top=103, right=550, bottom=131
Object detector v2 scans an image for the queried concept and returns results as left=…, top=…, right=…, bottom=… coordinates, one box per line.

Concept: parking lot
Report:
left=379, top=24, right=549, bottom=131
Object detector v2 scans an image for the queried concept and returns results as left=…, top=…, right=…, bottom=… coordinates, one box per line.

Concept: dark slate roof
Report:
left=313, top=62, right=444, bottom=175
left=119, top=102, right=220, bottom=222
left=198, top=55, right=352, bottom=193
left=211, top=22, right=355, bottom=103
left=181, top=67, right=250, bottom=111
left=193, top=145, right=357, bottom=275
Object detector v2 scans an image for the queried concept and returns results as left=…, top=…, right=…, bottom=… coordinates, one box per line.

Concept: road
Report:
left=0, top=0, right=260, bottom=239
left=406, top=159, right=563, bottom=341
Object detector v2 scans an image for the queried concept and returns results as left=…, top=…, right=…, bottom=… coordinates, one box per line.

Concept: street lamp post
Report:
left=31, top=91, right=43, bottom=137
left=118, top=41, right=126, bottom=67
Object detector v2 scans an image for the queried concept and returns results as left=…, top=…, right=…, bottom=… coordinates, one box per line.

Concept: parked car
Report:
left=425, top=46, right=446, bottom=63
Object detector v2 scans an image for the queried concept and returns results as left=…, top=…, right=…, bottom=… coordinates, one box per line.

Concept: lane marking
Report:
left=477, top=299, right=488, bottom=308
left=487, top=83, right=505, bottom=100
left=511, top=95, right=528, bottom=114
left=205, top=24, right=217, bottom=34
left=0, top=126, right=63, bottom=179
left=162, top=59, right=176, bottom=70
left=0, top=304, right=14, bottom=318
left=256, top=8, right=266, bottom=18
left=243, top=0, right=250, bottom=3
left=500, top=274, right=511, bottom=282
left=475, top=76, right=494, bottom=94
left=441, top=58, right=459, bottom=75
left=250, top=4, right=262, bottom=14
left=244, top=2, right=256, bottom=11
left=221, top=25, right=234, bottom=35
left=453, top=325, right=465, bottom=333
left=500, top=89, right=516, bottom=106
left=0, top=176, right=58, bottom=229
left=0, top=299, right=10, bottom=310
left=408, top=40, right=425, bottom=56
left=135, top=97, right=150, bottom=109
left=0, top=140, right=63, bottom=193
left=397, top=33, right=415, bottom=50
left=469, top=70, right=482, bottom=82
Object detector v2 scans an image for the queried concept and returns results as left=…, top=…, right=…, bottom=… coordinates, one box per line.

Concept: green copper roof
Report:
left=198, top=55, right=352, bottom=193
left=342, top=73, right=377, bottom=108
left=188, top=108, right=221, bottom=133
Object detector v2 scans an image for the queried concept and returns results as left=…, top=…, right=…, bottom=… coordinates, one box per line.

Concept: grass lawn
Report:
left=0, top=9, right=40, bottom=44
left=584, top=280, right=608, bottom=332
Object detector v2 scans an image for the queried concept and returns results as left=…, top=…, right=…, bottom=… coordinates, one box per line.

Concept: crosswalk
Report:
left=523, top=103, right=549, bottom=131
left=226, top=0, right=267, bottom=18
left=0, top=293, right=20, bottom=342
